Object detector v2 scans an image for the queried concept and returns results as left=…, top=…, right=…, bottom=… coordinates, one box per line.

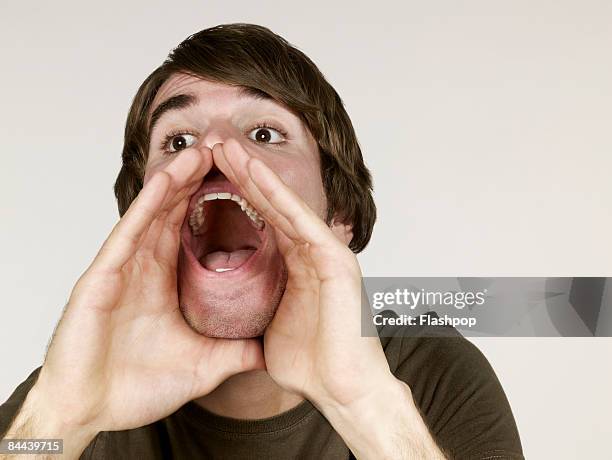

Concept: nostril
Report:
left=204, top=164, right=227, bottom=182
left=204, top=163, right=229, bottom=184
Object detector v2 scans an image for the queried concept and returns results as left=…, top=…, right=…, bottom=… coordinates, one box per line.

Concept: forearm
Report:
left=2, top=383, right=97, bottom=460
left=318, top=378, right=448, bottom=460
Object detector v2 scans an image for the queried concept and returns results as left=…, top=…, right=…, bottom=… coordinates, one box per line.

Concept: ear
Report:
left=330, top=216, right=354, bottom=247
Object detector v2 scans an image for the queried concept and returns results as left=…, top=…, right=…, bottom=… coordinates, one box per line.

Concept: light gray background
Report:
left=1, top=1, right=610, bottom=458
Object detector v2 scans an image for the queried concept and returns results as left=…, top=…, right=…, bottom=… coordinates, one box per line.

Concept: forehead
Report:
left=152, top=73, right=279, bottom=116
left=154, top=74, right=232, bottom=106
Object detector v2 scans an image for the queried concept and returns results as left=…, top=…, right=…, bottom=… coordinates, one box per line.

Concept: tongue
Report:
left=200, top=249, right=256, bottom=272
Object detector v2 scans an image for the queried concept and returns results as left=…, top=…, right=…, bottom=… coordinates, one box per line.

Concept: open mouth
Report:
left=183, top=186, right=266, bottom=274
left=177, top=170, right=286, bottom=338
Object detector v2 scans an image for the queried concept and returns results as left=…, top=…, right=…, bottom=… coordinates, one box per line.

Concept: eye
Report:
left=247, top=124, right=286, bottom=144
left=163, top=133, right=197, bottom=153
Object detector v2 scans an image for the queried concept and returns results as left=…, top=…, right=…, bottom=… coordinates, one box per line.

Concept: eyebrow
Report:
left=148, top=86, right=273, bottom=133
left=149, top=93, right=197, bottom=133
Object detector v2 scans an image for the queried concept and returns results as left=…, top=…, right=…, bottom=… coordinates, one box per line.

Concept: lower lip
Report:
left=179, top=223, right=268, bottom=279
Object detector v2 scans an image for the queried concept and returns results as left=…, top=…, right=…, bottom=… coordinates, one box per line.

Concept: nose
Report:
left=200, top=123, right=235, bottom=151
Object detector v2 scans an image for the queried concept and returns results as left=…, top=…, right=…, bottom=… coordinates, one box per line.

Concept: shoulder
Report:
left=383, top=332, right=505, bottom=412
left=382, top=333, right=524, bottom=459
left=384, top=332, right=496, bottom=380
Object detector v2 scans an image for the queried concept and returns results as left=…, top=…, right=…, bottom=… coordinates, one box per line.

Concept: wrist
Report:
left=317, top=376, right=445, bottom=459
left=6, top=381, right=99, bottom=458
left=315, top=372, right=405, bottom=418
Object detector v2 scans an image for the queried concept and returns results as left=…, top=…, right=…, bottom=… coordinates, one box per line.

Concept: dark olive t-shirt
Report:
left=1, top=321, right=524, bottom=459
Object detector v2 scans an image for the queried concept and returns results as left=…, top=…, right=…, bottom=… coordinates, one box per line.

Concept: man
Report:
left=0, top=24, right=523, bottom=459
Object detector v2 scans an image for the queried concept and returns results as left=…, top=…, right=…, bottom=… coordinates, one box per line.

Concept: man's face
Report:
left=144, top=74, right=326, bottom=338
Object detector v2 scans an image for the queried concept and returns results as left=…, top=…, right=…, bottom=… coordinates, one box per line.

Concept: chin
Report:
left=176, top=172, right=287, bottom=338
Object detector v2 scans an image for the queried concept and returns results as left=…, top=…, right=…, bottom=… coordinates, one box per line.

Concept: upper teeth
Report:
left=189, top=193, right=265, bottom=235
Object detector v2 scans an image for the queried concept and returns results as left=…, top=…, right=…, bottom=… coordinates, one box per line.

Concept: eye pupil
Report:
left=255, top=128, right=271, bottom=143
left=172, top=136, right=187, bottom=151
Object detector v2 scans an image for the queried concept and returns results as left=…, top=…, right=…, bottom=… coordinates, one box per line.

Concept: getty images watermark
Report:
left=371, top=288, right=483, bottom=328
left=361, top=278, right=612, bottom=337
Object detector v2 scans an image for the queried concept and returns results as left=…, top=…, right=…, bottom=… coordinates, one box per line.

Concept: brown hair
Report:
left=114, top=23, right=376, bottom=252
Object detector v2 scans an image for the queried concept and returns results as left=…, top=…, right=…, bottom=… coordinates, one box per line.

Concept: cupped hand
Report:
left=213, top=140, right=395, bottom=411
left=34, top=146, right=264, bottom=435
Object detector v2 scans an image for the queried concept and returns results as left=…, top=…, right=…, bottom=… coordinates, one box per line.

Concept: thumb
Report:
left=190, top=338, right=265, bottom=398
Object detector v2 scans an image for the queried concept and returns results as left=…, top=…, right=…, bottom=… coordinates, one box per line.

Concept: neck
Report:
left=195, top=370, right=305, bottom=419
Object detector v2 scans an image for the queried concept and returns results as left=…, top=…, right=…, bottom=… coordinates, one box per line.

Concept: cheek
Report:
left=266, top=155, right=327, bottom=218
left=143, top=153, right=172, bottom=185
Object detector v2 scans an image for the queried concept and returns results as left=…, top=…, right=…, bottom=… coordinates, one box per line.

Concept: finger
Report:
left=93, top=171, right=171, bottom=272
left=139, top=149, right=206, bottom=257
left=152, top=147, right=212, bottom=262
left=137, top=145, right=201, bottom=259
left=129, top=147, right=212, bottom=261
left=211, top=142, right=240, bottom=185
left=138, top=209, right=169, bottom=257
left=246, top=155, right=337, bottom=249
left=154, top=196, right=190, bottom=264
left=214, top=140, right=301, bottom=242
left=250, top=169, right=359, bottom=281
left=159, top=147, right=212, bottom=212
left=93, top=147, right=209, bottom=273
